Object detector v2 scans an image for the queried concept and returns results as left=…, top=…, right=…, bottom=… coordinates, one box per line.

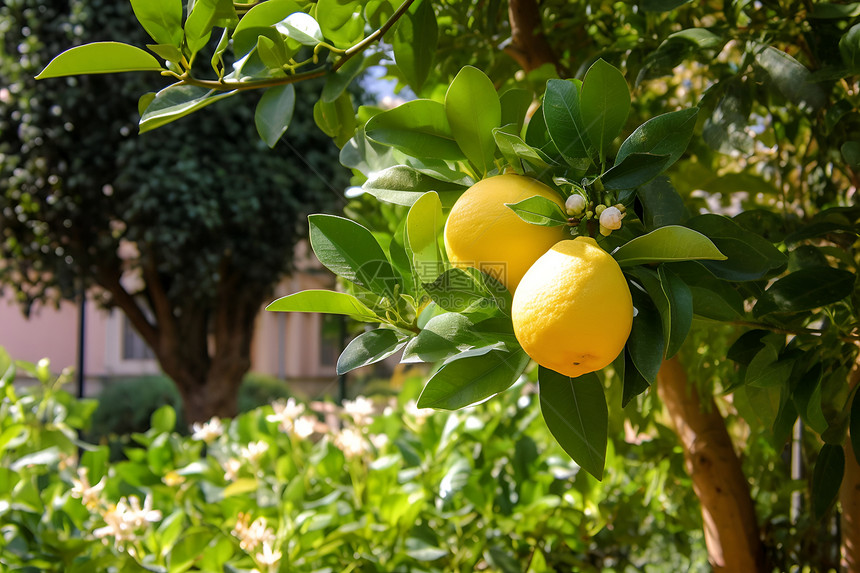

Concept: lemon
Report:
left=444, top=174, right=567, bottom=292
left=512, top=237, right=633, bottom=378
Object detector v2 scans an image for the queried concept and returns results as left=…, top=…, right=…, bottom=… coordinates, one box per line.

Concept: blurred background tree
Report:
left=0, top=0, right=348, bottom=423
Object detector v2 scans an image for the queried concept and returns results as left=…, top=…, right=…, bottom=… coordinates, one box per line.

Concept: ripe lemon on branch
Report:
left=512, top=237, right=633, bottom=378
left=443, top=174, right=567, bottom=292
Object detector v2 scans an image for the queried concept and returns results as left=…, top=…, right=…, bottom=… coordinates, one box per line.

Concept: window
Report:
left=122, top=315, right=155, bottom=360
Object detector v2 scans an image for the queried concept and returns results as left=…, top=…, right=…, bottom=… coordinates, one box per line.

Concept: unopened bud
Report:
left=599, top=206, right=624, bottom=231
left=594, top=204, right=607, bottom=216
left=565, top=194, right=587, bottom=216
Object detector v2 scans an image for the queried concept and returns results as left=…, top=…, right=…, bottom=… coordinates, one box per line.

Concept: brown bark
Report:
left=657, top=357, right=766, bottom=572
left=506, top=0, right=561, bottom=74
left=842, top=360, right=860, bottom=572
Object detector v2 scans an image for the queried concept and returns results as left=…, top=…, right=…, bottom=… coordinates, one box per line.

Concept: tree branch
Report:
left=505, top=0, right=562, bottom=74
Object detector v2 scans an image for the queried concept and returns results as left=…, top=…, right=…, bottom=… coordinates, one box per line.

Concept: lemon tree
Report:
left=31, top=1, right=860, bottom=566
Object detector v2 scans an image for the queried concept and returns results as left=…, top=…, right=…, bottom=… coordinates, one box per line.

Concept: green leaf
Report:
left=313, top=91, right=356, bottom=147
left=417, top=347, right=529, bottom=410
left=745, top=345, right=794, bottom=388
left=337, top=329, right=407, bottom=374
left=580, top=59, right=631, bottom=165
left=146, top=43, right=184, bottom=63
left=538, top=368, right=608, bottom=480
left=626, top=284, right=664, bottom=384
left=393, top=0, right=438, bottom=93
left=36, top=43, right=164, bottom=78
left=150, top=405, right=176, bottom=433
left=169, top=528, right=213, bottom=573
left=255, top=84, right=295, bottom=148
left=842, top=141, right=860, bottom=167
left=184, top=0, right=238, bottom=55
left=616, top=108, right=699, bottom=169
left=276, top=12, right=324, bottom=45
left=641, top=0, right=692, bottom=11
left=492, top=129, right=555, bottom=172
left=232, top=0, right=304, bottom=55
left=637, top=176, right=687, bottom=230
left=753, top=267, right=856, bottom=317
left=362, top=165, right=466, bottom=207
left=499, top=88, right=533, bottom=134
left=406, top=192, right=445, bottom=284
left=424, top=268, right=512, bottom=317
left=811, top=444, right=845, bottom=519
left=504, top=196, right=569, bottom=227
left=703, top=88, right=754, bottom=155
left=445, top=66, right=502, bottom=175
left=130, top=0, right=184, bottom=47
left=139, top=84, right=237, bottom=133
left=612, top=225, right=726, bottom=267
left=543, top=79, right=591, bottom=163
left=256, top=35, right=289, bottom=71
left=322, top=52, right=373, bottom=103
left=265, top=289, right=378, bottom=321
left=669, top=262, right=745, bottom=320
left=755, top=45, right=826, bottom=111
left=622, top=348, right=650, bottom=407
left=685, top=214, right=787, bottom=281
left=601, top=152, right=672, bottom=191
left=658, top=266, right=693, bottom=359
left=317, top=0, right=366, bottom=48
left=308, top=214, right=400, bottom=298
left=840, top=23, right=860, bottom=70
left=402, top=315, right=516, bottom=364
left=366, top=99, right=464, bottom=160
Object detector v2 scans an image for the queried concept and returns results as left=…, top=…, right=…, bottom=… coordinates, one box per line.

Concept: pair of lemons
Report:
left=444, top=174, right=633, bottom=378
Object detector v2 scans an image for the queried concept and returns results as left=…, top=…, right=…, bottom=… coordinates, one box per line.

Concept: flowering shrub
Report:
left=0, top=348, right=707, bottom=571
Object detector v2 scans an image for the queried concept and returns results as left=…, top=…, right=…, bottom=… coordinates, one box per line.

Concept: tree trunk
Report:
left=842, top=359, right=860, bottom=571
left=506, top=0, right=561, bottom=75
left=657, top=357, right=766, bottom=572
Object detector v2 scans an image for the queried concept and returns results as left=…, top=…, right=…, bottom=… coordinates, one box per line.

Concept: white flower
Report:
left=565, top=194, right=587, bottom=216
left=369, top=433, right=389, bottom=450
left=598, top=206, right=625, bottom=236
left=191, top=417, right=224, bottom=443
left=223, top=457, right=242, bottom=482
left=241, top=441, right=270, bottom=465
left=266, top=398, right=305, bottom=432
left=232, top=513, right=276, bottom=552
left=93, top=494, right=162, bottom=548
left=334, top=427, right=370, bottom=459
left=70, top=467, right=105, bottom=510
left=256, top=539, right=283, bottom=569
left=292, top=415, right=318, bottom=439
left=343, top=396, right=375, bottom=426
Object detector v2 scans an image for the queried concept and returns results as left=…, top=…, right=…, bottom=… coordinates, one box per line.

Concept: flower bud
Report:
left=599, top=206, right=624, bottom=232
left=594, top=204, right=606, bottom=216
left=565, top=194, right=586, bottom=216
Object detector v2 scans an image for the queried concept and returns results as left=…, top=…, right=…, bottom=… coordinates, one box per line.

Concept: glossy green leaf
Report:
left=403, top=315, right=515, bottom=364
left=543, top=79, right=591, bottom=162
left=362, top=165, right=466, bottom=207
left=150, top=405, right=177, bottom=433
left=322, top=52, right=373, bottom=103
left=493, top=129, right=555, bottom=172
left=366, top=99, right=464, bottom=160
left=499, top=88, right=533, bottom=134
left=393, top=0, right=438, bottom=93
left=317, top=0, right=365, bottom=48
left=812, top=444, right=844, bottom=519
left=755, top=45, right=826, bottom=111
left=313, top=91, right=356, bottom=147
left=753, top=267, right=856, bottom=317
left=539, top=368, right=608, bottom=480
left=445, top=66, right=501, bottom=176
left=146, top=43, right=183, bottom=63
left=616, top=108, right=699, bottom=169
left=505, top=195, right=568, bottom=227
left=275, top=12, right=324, bottom=45
left=658, top=266, right=693, bottom=359
left=308, top=214, right=400, bottom=298
left=139, top=84, right=237, bottom=133
left=36, top=43, right=164, bottom=78
left=424, top=267, right=512, bottom=317
left=668, top=262, right=745, bottom=320
left=580, top=59, right=631, bottom=164
left=256, top=35, right=289, bottom=71
left=417, top=347, right=529, bottom=410
left=130, top=0, right=183, bottom=47
left=622, top=348, right=650, bottom=407
left=265, top=289, right=378, bottom=321
left=255, top=84, right=296, bottom=148
left=184, top=0, right=238, bottom=55
left=626, top=285, right=664, bottom=384
left=703, top=89, right=754, bottom=155
left=612, top=225, right=726, bottom=267
left=406, top=192, right=445, bottom=284
left=685, top=214, right=787, bottom=281
left=745, top=344, right=794, bottom=388
left=601, top=152, right=672, bottom=191
left=337, top=329, right=407, bottom=374
left=637, top=176, right=687, bottom=230
left=232, top=0, right=304, bottom=55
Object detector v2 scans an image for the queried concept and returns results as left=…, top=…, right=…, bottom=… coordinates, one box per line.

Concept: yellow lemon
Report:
left=512, top=237, right=633, bottom=378
left=444, top=174, right=567, bottom=292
